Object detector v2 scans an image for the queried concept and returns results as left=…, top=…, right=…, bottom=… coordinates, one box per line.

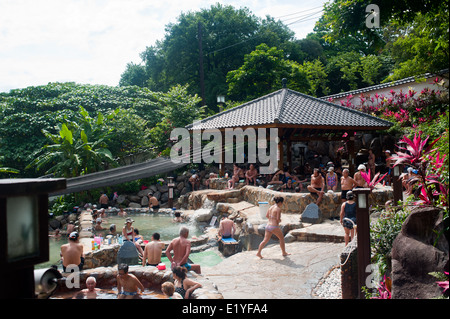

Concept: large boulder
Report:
left=391, top=206, right=449, bottom=299
left=192, top=208, right=214, bottom=223
left=301, top=203, right=322, bottom=224
left=117, top=240, right=140, bottom=266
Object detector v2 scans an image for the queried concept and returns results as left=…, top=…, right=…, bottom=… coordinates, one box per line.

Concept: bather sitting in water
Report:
left=74, top=276, right=100, bottom=299
left=117, top=263, right=145, bottom=299
left=172, top=266, right=202, bottom=299
left=173, top=212, right=183, bottom=223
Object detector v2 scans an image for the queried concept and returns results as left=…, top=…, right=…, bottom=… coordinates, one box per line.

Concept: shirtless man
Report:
left=340, top=169, right=357, bottom=202
left=60, top=231, right=84, bottom=273
left=256, top=196, right=290, bottom=259
left=218, top=216, right=235, bottom=239
left=354, top=164, right=368, bottom=188
left=148, top=195, right=160, bottom=211
left=166, top=226, right=201, bottom=274
left=245, top=164, right=258, bottom=185
left=307, top=168, right=325, bottom=205
left=99, top=193, right=109, bottom=209
left=117, top=263, right=145, bottom=299
left=143, top=233, right=165, bottom=266
left=74, top=276, right=100, bottom=299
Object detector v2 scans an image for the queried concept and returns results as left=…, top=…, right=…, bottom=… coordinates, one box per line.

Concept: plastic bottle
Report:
left=91, top=240, right=95, bottom=250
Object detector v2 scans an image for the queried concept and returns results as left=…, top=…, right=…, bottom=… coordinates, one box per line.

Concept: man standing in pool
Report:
left=166, top=226, right=201, bottom=274
left=117, top=263, right=145, bottom=299
left=142, top=233, right=165, bottom=267
left=256, top=196, right=290, bottom=259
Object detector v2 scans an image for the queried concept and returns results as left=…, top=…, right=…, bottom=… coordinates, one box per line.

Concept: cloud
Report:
left=0, top=0, right=325, bottom=92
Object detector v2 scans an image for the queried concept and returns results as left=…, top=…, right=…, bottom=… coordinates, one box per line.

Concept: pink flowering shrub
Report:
left=341, top=80, right=448, bottom=130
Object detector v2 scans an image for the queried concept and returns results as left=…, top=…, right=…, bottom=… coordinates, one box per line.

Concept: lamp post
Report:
left=167, top=176, right=175, bottom=208
left=0, top=178, right=66, bottom=299
left=217, top=95, right=225, bottom=112
left=353, top=187, right=371, bottom=299
left=392, top=164, right=403, bottom=204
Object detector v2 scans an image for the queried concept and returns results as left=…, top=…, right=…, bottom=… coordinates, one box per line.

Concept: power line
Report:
left=274, top=5, right=324, bottom=19
left=281, top=9, right=323, bottom=23
left=203, top=11, right=324, bottom=56
left=284, top=10, right=324, bottom=26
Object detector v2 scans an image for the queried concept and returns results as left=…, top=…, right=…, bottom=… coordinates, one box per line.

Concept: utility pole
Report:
left=198, top=22, right=205, bottom=106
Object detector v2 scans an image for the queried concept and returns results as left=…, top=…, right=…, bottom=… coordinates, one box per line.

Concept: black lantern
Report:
left=217, top=95, right=225, bottom=112
left=0, top=178, right=66, bottom=298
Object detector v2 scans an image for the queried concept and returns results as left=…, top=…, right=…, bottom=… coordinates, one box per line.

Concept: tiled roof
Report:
left=321, top=69, right=449, bottom=100
left=186, top=88, right=393, bottom=131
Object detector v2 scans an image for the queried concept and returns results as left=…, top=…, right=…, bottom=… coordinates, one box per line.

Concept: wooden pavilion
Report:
left=186, top=80, right=393, bottom=176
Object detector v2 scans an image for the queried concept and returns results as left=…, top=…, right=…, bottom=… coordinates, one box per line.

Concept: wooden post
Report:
left=219, top=131, right=225, bottom=177
left=286, top=138, right=292, bottom=172
left=278, top=128, right=284, bottom=170
left=347, top=135, right=356, bottom=175
left=353, top=188, right=371, bottom=299
left=392, top=164, right=403, bottom=204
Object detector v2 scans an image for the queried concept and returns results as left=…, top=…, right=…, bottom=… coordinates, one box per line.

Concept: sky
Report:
left=0, top=0, right=327, bottom=93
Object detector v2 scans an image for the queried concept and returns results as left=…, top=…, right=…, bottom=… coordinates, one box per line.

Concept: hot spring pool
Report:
left=51, top=287, right=166, bottom=299
left=95, top=213, right=204, bottom=241
left=37, top=212, right=206, bottom=269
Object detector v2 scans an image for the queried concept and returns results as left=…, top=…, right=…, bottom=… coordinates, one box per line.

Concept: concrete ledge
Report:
left=289, top=220, right=345, bottom=243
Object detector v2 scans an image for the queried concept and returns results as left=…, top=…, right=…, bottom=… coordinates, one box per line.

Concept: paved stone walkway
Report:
left=202, top=240, right=344, bottom=299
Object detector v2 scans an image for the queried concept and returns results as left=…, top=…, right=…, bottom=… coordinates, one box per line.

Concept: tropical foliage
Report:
left=0, top=82, right=203, bottom=178
left=27, top=106, right=117, bottom=178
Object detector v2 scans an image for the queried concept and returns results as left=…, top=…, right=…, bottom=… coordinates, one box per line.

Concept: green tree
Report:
left=226, top=44, right=310, bottom=101
left=383, top=8, right=449, bottom=80
left=121, top=4, right=296, bottom=110
left=149, top=85, right=204, bottom=153
left=359, top=54, right=382, bottom=86
left=119, top=63, right=148, bottom=87
left=302, top=59, right=329, bottom=97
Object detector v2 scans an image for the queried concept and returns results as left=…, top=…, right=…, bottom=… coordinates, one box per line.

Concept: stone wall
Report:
left=178, top=185, right=393, bottom=220
left=113, top=167, right=220, bottom=209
